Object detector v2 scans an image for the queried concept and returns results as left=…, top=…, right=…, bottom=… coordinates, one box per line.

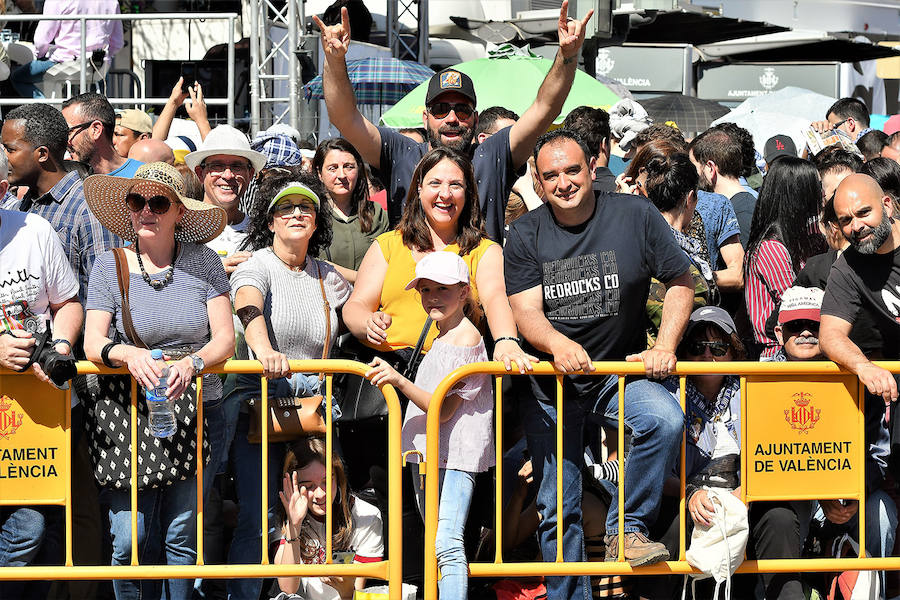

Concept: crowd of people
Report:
left=5, top=3, right=900, bottom=600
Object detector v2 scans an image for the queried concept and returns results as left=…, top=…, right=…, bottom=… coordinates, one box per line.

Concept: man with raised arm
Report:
left=314, top=0, right=593, bottom=242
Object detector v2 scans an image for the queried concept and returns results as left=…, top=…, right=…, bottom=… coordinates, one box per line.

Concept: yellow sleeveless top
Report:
left=366, top=229, right=495, bottom=353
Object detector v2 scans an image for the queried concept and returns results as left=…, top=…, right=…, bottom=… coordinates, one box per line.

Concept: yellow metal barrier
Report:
left=0, top=359, right=403, bottom=599
left=423, top=361, right=887, bottom=599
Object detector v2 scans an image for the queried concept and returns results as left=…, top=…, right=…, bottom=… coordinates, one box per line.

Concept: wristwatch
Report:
left=189, top=353, right=205, bottom=375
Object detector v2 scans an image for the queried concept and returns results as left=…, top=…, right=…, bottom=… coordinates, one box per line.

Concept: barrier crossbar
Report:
left=0, top=359, right=403, bottom=599
left=423, top=360, right=889, bottom=599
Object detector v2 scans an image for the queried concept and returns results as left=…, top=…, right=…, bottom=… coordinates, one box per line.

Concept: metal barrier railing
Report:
left=0, top=359, right=403, bottom=598
left=423, top=360, right=886, bottom=599
left=0, top=12, right=238, bottom=124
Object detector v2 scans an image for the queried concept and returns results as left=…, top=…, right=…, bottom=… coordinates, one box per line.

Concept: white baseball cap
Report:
left=405, top=252, right=470, bottom=290
left=778, top=286, right=824, bottom=324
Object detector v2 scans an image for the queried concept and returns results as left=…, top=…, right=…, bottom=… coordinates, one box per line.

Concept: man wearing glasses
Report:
left=315, top=0, right=593, bottom=242
left=185, top=125, right=266, bottom=274
left=810, top=97, right=871, bottom=142
left=61, top=93, right=142, bottom=177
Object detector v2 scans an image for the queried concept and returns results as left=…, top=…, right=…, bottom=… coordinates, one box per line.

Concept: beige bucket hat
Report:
left=84, top=162, right=227, bottom=243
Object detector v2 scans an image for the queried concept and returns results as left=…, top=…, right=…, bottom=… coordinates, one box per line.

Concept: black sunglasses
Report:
left=783, top=319, right=819, bottom=334
left=686, top=340, right=730, bottom=357
left=428, top=102, right=474, bottom=120
left=126, top=193, right=173, bottom=215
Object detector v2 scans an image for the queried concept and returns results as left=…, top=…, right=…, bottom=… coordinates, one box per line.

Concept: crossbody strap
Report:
left=316, top=260, right=331, bottom=381
left=112, top=248, right=148, bottom=349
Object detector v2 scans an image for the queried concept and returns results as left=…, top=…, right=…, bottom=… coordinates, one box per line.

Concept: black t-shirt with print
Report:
left=504, top=191, right=691, bottom=399
left=378, top=125, right=520, bottom=243
left=821, top=246, right=900, bottom=357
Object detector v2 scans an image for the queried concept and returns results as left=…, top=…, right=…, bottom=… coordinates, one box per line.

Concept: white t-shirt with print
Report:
left=297, top=498, right=384, bottom=600
left=0, top=210, right=78, bottom=333
left=205, top=212, right=250, bottom=257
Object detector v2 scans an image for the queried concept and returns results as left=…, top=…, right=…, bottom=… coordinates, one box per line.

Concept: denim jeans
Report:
left=108, top=476, right=199, bottom=600
left=411, top=466, right=476, bottom=600
left=521, top=375, right=683, bottom=600
left=0, top=506, right=60, bottom=599
left=106, top=397, right=223, bottom=600
left=226, top=410, right=285, bottom=600
left=10, top=58, right=56, bottom=98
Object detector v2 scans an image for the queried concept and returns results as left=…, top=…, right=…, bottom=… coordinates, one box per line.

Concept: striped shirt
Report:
left=745, top=239, right=796, bottom=358
left=86, top=243, right=230, bottom=400
left=3, top=171, right=121, bottom=302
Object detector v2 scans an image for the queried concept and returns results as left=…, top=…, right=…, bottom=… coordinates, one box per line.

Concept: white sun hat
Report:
left=184, top=124, right=267, bottom=172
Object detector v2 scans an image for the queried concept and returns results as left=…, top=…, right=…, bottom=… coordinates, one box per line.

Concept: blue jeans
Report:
left=522, top=375, right=683, bottom=600
left=10, top=58, right=56, bottom=99
left=412, top=466, right=476, bottom=600
left=108, top=477, right=199, bottom=600
left=106, top=397, right=223, bottom=600
left=226, top=409, right=285, bottom=600
left=0, top=506, right=59, bottom=599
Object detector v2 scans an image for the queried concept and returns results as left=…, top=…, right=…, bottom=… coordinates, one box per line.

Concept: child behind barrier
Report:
left=366, top=252, right=494, bottom=600
left=274, top=437, right=384, bottom=600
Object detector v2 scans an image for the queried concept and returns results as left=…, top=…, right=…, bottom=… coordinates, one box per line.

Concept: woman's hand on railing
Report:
left=493, top=339, right=538, bottom=374
left=365, top=311, right=391, bottom=346
left=256, top=348, right=290, bottom=380
left=164, top=356, right=196, bottom=401
left=366, top=357, right=403, bottom=388
left=279, top=471, right=311, bottom=529
left=121, top=346, right=163, bottom=391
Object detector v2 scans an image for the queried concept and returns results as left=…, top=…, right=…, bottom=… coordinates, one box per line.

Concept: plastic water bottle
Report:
left=147, top=349, right=176, bottom=438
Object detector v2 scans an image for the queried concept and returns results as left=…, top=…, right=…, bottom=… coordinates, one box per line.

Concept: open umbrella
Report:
left=640, top=95, right=729, bottom=134
left=379, top=51, right=621, bottom=128
left=304, top=56, right=434, bottom=105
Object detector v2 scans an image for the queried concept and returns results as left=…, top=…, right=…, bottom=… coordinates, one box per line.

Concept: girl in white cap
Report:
left=366, top=251, right=493, bottom=600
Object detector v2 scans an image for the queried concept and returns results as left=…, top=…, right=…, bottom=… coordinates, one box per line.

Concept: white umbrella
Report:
left=711, top=86, right=838, bottom=154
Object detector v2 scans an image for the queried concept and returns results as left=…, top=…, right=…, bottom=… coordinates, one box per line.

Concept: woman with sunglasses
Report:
left=313, top=138, right=389, bottom=284
left=229, top=167, right=351, bottom=600
left=82, top=162, right=235, bottom=599
left=640, top=306, right=746, bottom=598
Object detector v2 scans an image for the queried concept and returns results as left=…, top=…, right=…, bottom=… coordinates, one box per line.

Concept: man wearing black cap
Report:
left=763, top=134, right=797, bottom=170
left=314, top=1, right=593, bottom=241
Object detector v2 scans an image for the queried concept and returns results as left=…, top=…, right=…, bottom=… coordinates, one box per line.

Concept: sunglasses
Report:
left=783, top=319, right=820, bottom=334
left=67, top=120, right=94, bottom=140
left=428, top=102, right=474, bottom=120
left=273, top=202, right=316, bottom=219
left=126, top=193, right=174, bottom=215
left=686, top=340, right=730, bottom=357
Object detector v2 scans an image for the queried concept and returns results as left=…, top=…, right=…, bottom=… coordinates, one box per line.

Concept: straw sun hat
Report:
left=84, top=162, right=227, bottom=243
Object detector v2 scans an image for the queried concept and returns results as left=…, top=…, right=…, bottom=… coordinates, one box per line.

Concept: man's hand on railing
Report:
left=548, top=337, right=593, bottom=373
left=0, top=330, right=36, bottom=371
left=857, top=362, right=898, bottom=405
left=626, top=348, right=676, bottom=380
left=313, top=7, right=351, bottom=61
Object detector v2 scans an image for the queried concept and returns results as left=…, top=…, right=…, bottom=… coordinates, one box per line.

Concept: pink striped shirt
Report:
left=746, top=239, right=796, bottom=358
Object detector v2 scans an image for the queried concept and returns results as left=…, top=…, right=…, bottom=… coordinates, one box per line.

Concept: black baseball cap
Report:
left=425, top=68, right=477, bottom=107
left=764, top=134, right=797, bottom=164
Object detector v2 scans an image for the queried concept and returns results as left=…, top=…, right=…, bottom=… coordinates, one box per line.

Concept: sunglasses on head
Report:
left=686, top=340, right=730, bottom=357
left=428, top=102, right=474, bottom=120
left=126, top=193, right=174, bottom=215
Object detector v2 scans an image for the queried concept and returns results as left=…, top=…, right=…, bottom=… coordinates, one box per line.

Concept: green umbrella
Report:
left=379, top=47, right=621, bottom=129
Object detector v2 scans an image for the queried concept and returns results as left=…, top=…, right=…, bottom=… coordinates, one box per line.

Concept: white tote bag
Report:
left=683, top=487, right=749, bottom=600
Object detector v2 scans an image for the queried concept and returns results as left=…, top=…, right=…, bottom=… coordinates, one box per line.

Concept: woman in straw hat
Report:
left=82, top=162, right=235, bottom=599
left=228, top=166, right=351, bottom=599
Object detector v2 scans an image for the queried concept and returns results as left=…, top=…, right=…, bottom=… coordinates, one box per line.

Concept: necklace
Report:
left=135, top=240, right=177, bottom=290
left=274, top=249, right=306, bottom=272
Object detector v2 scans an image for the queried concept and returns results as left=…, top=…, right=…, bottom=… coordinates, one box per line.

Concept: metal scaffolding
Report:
left=386, top=0, right=429, bottom=64
left=249, top=0, right=303, bottom=135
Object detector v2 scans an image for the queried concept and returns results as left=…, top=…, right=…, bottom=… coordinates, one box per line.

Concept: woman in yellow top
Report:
left=344, top=146, right=534, bottom=372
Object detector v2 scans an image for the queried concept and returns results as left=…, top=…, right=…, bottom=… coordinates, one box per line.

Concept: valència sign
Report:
left=697, top=63, right=840, bottom=101
left=594, top=46, right=689, bottom=93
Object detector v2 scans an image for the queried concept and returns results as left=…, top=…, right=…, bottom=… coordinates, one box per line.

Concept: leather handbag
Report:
left=83, top=247, right=209, bottom=490
left=246, top=260, right=330, bottom=443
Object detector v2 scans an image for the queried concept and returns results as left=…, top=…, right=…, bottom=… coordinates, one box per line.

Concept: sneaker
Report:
left=603, top=532, right=669, bottom=567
